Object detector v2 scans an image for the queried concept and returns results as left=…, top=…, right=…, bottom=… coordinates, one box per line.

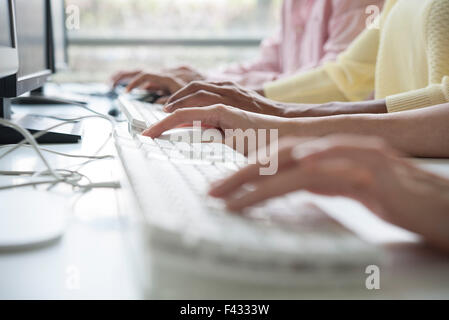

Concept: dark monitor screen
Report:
left=0, top=0, right=18, bottom=82
left=0, top=0, right=51, bottom=97
left=15, top=0, right=47, bottom=79
left=0, top=0, right=12, bottom=47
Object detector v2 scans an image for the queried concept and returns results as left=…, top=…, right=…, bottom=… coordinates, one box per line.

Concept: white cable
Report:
left=0, top=179, right=66, bottom=191
left=0, top=179, right=120, bottom=191
left=55, top=133, right=113, bottom=173
left=0, top=169, right=82, bottom=178
left=0, top=144, right=114, bottom=160
left=0, top=114, right=113, bottom=160
left=0, top=103, right=120, bottom=191
left=27, top=114, right=83, bottom=122
left=0, top=118, right=62, bottom=180
left=0, top=94, right=115, bottom=160
left=0, top=129, right=114, bottom=189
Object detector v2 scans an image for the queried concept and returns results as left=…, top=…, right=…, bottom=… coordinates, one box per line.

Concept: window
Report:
left=58, top=0, right=282, bottom=82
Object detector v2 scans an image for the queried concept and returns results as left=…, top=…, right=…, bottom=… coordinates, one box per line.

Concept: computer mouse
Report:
left=108, top=107, right=120, bottom=117
left=88, top=88, right=118, bottom=99
left=121, top=88, right=164, bottom=102
left=140, top=93, right=161, bottom=104
left=0, top=190, right=69, bottom=251
left=105, top=89, right=119, bottom=99
left=116, top=81, right=130, bottom=89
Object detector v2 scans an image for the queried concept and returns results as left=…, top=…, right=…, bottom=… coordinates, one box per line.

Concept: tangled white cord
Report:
left=0, top=99, right=121, bottom=192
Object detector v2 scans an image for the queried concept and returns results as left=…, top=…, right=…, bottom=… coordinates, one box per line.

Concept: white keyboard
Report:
left=136, top=134, right=247, bottom=164
left=114, top=103, right=381, bottom=277
left=117, top=94, right=168, bottom=131
left=117, top=95, right=248, bottom=163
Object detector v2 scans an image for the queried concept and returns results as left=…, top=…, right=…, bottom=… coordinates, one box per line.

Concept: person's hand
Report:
left=124, top=71, right=186, bottom=95
left=142, top=105, right=293, bottom=155
left=124, top=66, right=205, bottom=94
left=209, top=135, right=449, bottom=252
left=111, top=66, right=204, bottom=87
left=111, top=70, right=142, bottom=88
left=164, top=65, right=204, bottom=83
left=163, top=81, right=287, bottom=117
left=110, top=66, right=205, bottom=103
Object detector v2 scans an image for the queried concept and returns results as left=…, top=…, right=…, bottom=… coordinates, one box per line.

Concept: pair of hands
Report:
left=111, top=66, right=205, bottom=103
left=112, top=67, right=286, bottom=116
left=111, top=69, right=449, bottom=252
left=142, top=104, right=293, bottom=156
left=138, top=81, right=296, bottom=155
left=210, top=135, right=449, bottom=252
left=112, top=69, right=300, bottom=152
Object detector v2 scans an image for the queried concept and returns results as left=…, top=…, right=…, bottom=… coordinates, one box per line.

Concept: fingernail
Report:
left=210, top=178, right=225, bottom=188
left=164, top=104, right=172, bottom=112
left=210, top=179, right=222, bottom=187
left=208, top=188, right=222, bottom=197
left=208, top=185, right=219, bottom=196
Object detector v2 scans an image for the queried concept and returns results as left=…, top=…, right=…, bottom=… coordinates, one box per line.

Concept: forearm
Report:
left=280, top=99, right=387, bottom=118
left=283, top=103, right=449, bottom=157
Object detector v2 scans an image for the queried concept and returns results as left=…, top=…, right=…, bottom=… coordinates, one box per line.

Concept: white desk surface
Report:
left=0, top=85, right=448, bottom=300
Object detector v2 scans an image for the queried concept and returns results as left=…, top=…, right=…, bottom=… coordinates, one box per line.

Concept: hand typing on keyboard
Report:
left=210, top=136, right=374, bottom=211
left=111, top=66, right=205, bottom=103
left=209, top=135, right=449, bottom=253
left=142, top=104, right=292, bottom=156
left=163, top=80, right=284, bottom=116
left=115, top=125, right=383, bottom=270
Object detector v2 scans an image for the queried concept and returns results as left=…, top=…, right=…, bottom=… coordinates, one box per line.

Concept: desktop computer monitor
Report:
left=0, top=0, right=19, bottom=119
left=50, top=0, right=69, bottom=71
left=0, top=0, right=81, bottom=144
left=0, top=1, right=69, bottom=249
left=0, top=0, right=52, bottom=99
left=0, top=0, right=18, bottom=80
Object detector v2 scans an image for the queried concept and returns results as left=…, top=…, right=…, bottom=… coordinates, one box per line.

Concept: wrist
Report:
left=281, top=104, right=310, bottom=118
left=281, top=103, right=337, bottom=118
left=271, top=102, right=292, bottom=118
left=279, top=118, right=312, bottom=137
left=255, top=88, right=265, bottom=97
left=257, top=99, right=292, bottom=118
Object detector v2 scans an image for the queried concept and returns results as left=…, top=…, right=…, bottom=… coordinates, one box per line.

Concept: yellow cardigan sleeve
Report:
left=264, top=15, right=384, bottom=103
left=386, top=0, right=449, bottom=112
